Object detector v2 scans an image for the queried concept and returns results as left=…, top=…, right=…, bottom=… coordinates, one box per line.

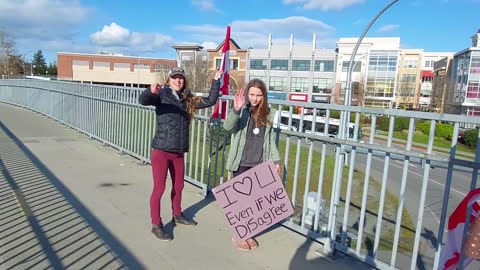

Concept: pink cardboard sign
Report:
left=213, top=160, right=294, bottom=240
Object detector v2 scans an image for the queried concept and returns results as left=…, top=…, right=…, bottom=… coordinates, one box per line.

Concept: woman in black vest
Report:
left=139, top=67, right=222, bottom=241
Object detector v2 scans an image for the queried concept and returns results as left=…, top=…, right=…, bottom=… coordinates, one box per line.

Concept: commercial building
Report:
left=336, top=37, right=401, bottom=108
left=247, top=34, right=336, bottom=104
left=448, top=29, right=480, bottom=126
left=57, top=52, right=176, bottom=87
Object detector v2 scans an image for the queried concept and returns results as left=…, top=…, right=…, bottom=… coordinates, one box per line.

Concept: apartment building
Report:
left=449, top=29, right=480, bottom=126
left=395, top=49, right=423, bottom=109
left=431, top=56, right=453, bottom=113
left=418, top=52, right=454, bottom=109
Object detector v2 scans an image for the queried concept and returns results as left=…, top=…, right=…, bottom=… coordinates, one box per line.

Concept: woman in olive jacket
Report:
left=139, top=67, right=222, bottom=241
left=223, top=78, right=281, bottom=251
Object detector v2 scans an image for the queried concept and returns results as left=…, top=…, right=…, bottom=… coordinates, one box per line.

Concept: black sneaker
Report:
left=151, top=225, right=172, bottom=241
left=172, top=214, right=198, bottom=226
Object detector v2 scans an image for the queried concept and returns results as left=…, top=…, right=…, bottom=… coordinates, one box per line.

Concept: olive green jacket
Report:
left=223, top=107, right=281, bottom=172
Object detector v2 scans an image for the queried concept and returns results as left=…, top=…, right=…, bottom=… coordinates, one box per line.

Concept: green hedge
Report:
left=376, top=116, right=410, bottom=132
left=415, top=121, right=454, bottom=140
left=464, top=128, right=479, bottom=148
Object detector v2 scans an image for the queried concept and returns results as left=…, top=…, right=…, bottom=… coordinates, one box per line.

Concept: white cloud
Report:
left=376, top=24, right=400, bottom=33
left=90, top=23, right=174, bottom=53
left=0, top=0, right=91, bottom=40
left=283, top=0, right=365, bottom=11
left=177, top=16, right=336, bottom=49
left=90, top=23, right=130, bottom=46
left=191, top=0, right=221, bottom=12
left=200, top=41, right=218, bottom=49
left=0, top=0, right=93, bottom=61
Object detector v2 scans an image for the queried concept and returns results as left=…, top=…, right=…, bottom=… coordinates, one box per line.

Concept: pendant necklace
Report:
left=253, top=127, right=260, bottom=135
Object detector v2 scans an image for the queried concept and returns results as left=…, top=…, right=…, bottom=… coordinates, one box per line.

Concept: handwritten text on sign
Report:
left=213, top=160, right=294, bottom=240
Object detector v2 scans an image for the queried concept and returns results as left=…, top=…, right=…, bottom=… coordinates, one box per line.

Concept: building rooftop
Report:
left=171, top=44, right=204, bottom=50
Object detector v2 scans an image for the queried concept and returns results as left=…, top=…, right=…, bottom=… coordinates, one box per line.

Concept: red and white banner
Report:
left=438, top=188, right=480, bottom=270
left=211, top=25, right=230, bottom=120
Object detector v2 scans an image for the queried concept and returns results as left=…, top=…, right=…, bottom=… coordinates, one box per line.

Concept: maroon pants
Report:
left=150, top=149, right=185, bottom=225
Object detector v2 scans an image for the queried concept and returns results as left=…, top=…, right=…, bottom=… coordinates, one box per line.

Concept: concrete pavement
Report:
left=0, top=103, right=373, bottom=270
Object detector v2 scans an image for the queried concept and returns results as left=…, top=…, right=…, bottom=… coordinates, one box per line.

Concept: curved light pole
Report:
left=324, top=0, right=400, bottom=258
left=22, top=50, right=34, bottom=78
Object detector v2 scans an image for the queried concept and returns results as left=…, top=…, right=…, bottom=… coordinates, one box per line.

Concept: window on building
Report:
left=312, top=78, right=333, bottom=93
left=342, top=61, right=362, bottom=72
left=154, top=64, right=169, bottom=72
left=467, top=81, right=480, bottom=98
left=292, top=60, right=311, bottom=71
left=271, top=59, right=289, bottom=70
left=368, top=56, right=397, bottom=72
left=402, top=74, right=417, bottom=83
left=269, top=76, right=288, bottom=91
left=134, top=63, right=150, bottom=71
left=231, top=59, right=239, bottom=70
left=403, top=60, right=418, bottom=69
left=366, top=78, right=395, bottom=98
left=249, top=75, right=266, bottom=82
left=215, top=59, right=222, bottom=69
left=470, top=57, right=480, bottom=74
left=215, top=59, right=238, bottom=70
left=290, top=77, right=309, bottom=92
left=314, top=60, right=335, bottom=72
left=250, top=59, right=267, bottom=70
left=424, top=60, right=435, bottom=68
left=467, top=107, right=480, bottom=116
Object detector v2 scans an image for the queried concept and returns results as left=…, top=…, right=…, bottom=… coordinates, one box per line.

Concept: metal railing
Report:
left=1, top=79, right=480, bottom=270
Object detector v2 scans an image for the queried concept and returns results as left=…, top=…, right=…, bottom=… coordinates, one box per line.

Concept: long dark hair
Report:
left=245, top=78, right=270, bottom=126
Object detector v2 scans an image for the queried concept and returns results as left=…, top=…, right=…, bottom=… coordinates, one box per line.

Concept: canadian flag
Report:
left=438, top=188, right=480, bottom=270
left=211, top=25, right=230, bottom=120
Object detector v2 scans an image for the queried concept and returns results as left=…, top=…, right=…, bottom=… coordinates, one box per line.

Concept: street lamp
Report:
left=324, top=0, right=400, bottom=258
left=21, top=50, right=34, bottom=78
left=137, top=50, right=154, bottom=88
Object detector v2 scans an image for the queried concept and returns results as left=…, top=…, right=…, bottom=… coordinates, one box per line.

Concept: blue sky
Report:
left=1, top=0, right=479, bottom=63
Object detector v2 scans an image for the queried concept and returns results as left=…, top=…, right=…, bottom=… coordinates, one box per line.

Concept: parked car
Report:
left=458, top=129, right=466, bottom=144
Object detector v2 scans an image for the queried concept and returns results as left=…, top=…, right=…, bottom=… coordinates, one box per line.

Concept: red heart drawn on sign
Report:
left=232, top=177, right=252, bottom=196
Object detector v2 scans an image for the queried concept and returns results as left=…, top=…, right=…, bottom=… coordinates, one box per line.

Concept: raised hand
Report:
left=275, top=164, right=281, bottom=174
left=150, top=83, right=161, bottom=94
left=234, top=88, right=245, bottom=111
left=214, top=69, right=223, bottom=80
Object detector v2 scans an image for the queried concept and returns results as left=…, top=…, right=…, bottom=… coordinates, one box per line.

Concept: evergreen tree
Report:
left=32, top=50, right=47, bottom=76
left=47, top=62, right=57, bottom=76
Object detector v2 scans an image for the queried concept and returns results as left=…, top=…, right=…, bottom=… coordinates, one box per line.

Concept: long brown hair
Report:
left=165, top=76, right=201, bottom=120
left=245, top=78, right=270, bottom=126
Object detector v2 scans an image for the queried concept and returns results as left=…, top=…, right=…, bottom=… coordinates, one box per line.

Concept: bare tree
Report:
left=183, top=52, right=210, bottom=93
left=0, top=31, right=19, bottom=78
left=396, top=80, right=417, bottom=109
left=332, top=82, right=343, bottom=104
left=352, top=72, right=366, bottom=106
left=154, top=64, right=171, bottom=85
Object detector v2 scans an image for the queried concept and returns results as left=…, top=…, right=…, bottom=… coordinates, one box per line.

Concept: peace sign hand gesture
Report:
left=234, top=88, right=246, bottom=111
